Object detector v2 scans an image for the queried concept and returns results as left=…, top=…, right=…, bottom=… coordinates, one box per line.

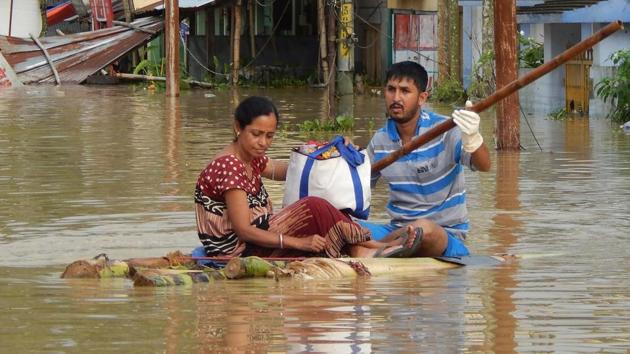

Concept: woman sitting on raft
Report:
left=194, top=96, right=419, bottom=258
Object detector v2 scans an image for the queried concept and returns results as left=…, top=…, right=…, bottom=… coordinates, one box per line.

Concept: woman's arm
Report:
left=224, top=189, right=325, bottom=252
left=261, top=158, right=288, bottom=181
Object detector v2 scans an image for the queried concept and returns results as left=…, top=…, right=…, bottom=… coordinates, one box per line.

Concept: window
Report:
left=214, top=7, right=230, bottom=36
left=195, top=10, right=206, bottom=36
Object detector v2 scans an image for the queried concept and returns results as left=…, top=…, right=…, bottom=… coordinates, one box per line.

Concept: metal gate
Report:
left=565, top=49, right=592, bottom=115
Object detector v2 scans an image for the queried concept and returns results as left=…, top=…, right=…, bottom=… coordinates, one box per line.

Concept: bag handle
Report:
left=305, top=135, right=365, bottom=167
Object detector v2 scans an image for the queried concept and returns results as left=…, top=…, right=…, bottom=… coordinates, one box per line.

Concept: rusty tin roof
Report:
left=0, top=16, right=163, bottom=84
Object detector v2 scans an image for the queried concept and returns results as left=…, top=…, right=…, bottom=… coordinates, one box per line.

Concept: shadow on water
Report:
left=1, top=85, right=630, bottom=352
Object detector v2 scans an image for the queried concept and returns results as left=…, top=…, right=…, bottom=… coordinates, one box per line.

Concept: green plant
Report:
left=133, top=58, right=164, bottom=76
left=367, top=117, right=376, bottom=133
left=595, top=49, right=630, bottom=123
left=468, top=49, right=495, bottom=100
left=547, top=107, right=568, bottom=121
left=519, top=33, right=544, bottom=68
left=298, top=115, right=355, bottom=134
left=431, top=77, right=465, bottom=103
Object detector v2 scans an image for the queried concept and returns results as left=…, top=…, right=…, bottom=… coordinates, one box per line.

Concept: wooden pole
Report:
left=231, top=0, right=242, bottom=86
left=8, top=0, right=13, bottom=37
left=437, top=1, right=449, bottom=83
left=325, top=1, right=337, bottom=118
left=165, top=0, right=180, bottom=97
left=29, top=33, right=61, bottom=85
left=248, top=0, right=256, bottom=59
left=317, top=0, right=329, bottom=83
left=493, top=0, right=520, bottom=150
left=371, top=21, right=624, bottom=173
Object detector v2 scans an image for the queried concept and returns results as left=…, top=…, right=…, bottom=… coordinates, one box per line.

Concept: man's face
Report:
left=384, top=77, right=428, bottom=124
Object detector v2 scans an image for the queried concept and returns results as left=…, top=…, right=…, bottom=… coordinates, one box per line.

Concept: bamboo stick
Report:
left=371, top=20, right=624, bottom=173
left=30, top=33, right=61, bottom=85
left=113, top=72, right=214, bottom=89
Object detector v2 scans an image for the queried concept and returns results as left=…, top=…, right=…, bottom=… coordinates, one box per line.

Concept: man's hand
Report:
left=452, top=100, right=483, bottom=153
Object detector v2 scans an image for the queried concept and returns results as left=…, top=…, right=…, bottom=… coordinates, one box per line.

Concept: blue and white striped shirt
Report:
left=368, top=110, right=475, bottom=239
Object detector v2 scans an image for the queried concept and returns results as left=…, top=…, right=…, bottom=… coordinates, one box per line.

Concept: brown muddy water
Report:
left=1, top=85, right=629, bottom=353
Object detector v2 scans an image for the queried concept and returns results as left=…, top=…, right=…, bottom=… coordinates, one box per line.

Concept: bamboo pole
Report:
left=30, top=33, right=61, bottom=85
left=248, top=0, right=255, bottom=59
left=231, top=0, right=242, bottom=86
left=113, top=72, right=214, bottom=88
left=371, top=20, right=624, bottom=173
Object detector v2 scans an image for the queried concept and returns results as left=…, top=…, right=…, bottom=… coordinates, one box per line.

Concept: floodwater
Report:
left=1, top=85, right=629, bottom=353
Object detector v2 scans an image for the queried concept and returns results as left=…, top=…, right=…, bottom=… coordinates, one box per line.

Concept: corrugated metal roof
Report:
left=517, top=0, right=604, bottom=14
left=0, top=16, right=163, bottom=84
left=179, top=0, right=216, bottom=8
left=154, top=0, right=217, bottom=9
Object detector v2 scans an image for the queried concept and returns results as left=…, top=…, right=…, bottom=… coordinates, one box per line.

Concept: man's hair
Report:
left=385, top=61, right=428, bottom=92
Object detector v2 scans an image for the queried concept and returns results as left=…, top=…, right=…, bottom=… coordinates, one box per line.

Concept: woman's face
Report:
left=235, top=113, right=277, bottom=159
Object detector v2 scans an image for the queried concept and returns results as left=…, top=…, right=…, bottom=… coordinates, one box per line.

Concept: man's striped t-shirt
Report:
left=367, top=110, right=475, bottom=239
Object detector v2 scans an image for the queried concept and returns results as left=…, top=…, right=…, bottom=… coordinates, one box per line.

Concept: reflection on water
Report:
left=1, top=85, right=630, bottom=352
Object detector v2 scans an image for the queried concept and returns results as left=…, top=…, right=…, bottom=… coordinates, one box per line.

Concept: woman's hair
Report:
left=234, top=96, right=280, bottom=129
left=385, top=61, right=428, bottom=92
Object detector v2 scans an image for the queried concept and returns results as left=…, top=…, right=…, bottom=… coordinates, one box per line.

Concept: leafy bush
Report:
left=547, top=107, right=568, bottom=121
left=595, top=49, right=630, bottom=123
left=468, top=49, right=495, bottom=100
left=431, top=77, right=465, bottom=103
left=298, top=115, right=355, bottom=133
left=519, top=33, right=544, bottom=68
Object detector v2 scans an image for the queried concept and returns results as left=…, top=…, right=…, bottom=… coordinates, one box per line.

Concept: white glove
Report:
left=452, top=100, right=483, bottom=153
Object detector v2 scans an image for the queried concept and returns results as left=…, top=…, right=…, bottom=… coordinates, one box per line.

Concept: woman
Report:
left=194, top=96, right=419, bottom=258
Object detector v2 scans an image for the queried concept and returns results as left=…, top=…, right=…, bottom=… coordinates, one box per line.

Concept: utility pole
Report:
left=165, top=0, right=180, bottom=97
left=325, top=1, right=337, bottom=119
left=336, top=0, right=354, bottom=118
left=493, top=0, right=519, bottom=149
left=231, top=0, right=242, bottom=86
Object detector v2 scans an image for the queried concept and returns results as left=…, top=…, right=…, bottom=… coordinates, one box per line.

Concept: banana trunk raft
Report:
left=60, top=251, right=513, bottom=287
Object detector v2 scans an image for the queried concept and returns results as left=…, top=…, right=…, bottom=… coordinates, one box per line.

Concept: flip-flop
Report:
left=400, top=227, right=423, bottom=257
left=374, top=227, right=423, bottom=258
left=373, top=244, right=407, bottom=258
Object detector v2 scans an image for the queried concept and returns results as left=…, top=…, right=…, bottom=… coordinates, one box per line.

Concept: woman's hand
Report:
left=296, top=234, right=326, bottom=253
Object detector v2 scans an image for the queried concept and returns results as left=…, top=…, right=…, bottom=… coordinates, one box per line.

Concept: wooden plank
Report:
left=0, top=51, right=22, bottom=88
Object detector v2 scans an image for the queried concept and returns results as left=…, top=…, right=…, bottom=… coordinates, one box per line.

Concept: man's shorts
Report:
left=357, top=220, right=470, bottom=257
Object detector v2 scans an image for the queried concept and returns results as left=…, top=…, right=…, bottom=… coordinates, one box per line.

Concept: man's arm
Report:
left=470, top=142, right=491, bottom=172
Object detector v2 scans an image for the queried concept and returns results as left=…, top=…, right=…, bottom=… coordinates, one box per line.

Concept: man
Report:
left=359, top=61, right=491, bottom=257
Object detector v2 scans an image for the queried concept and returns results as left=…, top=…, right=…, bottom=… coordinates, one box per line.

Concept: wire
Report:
left=242, top=0, right=291, bottom=70
left=179, top=34, right=228, bottom=77
left=520, top=104, right=543, bottom=151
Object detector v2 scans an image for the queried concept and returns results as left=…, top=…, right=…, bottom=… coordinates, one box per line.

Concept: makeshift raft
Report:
left=61, top=251, right=512, bottom=287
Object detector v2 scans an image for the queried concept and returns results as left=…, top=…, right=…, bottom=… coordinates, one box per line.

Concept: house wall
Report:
left=523, top=23, right=580, bottom=114
left=0, top=0, right=42, bottom=38
left=589, top=22, right=630, bottom=117
left=592, top=22, right=630, bottom=66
